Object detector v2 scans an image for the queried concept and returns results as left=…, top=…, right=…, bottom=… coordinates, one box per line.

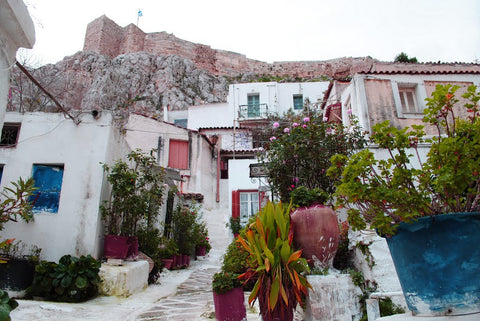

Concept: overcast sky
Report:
left=21, top=0, right=480, bottom=66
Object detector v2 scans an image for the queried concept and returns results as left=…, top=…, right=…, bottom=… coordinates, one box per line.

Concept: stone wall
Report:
left=82, top=15, right=374, bottom=78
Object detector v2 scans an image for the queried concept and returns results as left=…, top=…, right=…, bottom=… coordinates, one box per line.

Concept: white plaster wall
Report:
left=0, top=0, right=35, bottom=127
left=277, top=82, right=329, bottom=110
left=0, top=112, right=125, bottom=261
left=187, top=103, right=231, bottom=130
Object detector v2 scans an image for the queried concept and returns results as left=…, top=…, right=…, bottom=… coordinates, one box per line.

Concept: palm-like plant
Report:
left=237, top=201, right=311, bottom=321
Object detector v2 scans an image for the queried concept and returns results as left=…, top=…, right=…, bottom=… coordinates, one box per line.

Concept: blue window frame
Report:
left=30, top=164, right=64, bottom=214
left=293, top=95, right=303, bottom=110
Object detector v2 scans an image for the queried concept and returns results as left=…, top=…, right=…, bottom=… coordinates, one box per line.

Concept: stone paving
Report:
left=136, top=267, right=219, bottom=321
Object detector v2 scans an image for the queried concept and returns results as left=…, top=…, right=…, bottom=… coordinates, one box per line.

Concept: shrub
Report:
left=28, top=255, right=101, bottom=302
left=0, top=289, right=18, bottom=321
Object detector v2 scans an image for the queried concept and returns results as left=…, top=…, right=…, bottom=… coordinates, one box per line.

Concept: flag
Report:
left=138, top=10, right=143, bottom=17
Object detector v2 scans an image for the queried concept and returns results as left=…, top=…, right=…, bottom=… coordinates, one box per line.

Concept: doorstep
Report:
left=99, top=260, right=149, bottom=297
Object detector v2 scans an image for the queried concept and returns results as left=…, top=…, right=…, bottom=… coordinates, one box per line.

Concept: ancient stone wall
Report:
left=82, top=15, right=376, bottom=78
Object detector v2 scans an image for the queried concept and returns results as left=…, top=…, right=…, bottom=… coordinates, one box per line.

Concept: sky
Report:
left=20, top=0, right=480, bottom=67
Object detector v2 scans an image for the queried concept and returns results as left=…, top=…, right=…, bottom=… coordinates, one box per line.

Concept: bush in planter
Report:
left=212, top=272, right=246, bottom=321
left=100, top=149, right=166, bottom=259
left=327, top=84, right=480, bottom=235
left=327, top=84, right=480, bottom=316
left=256, top=110, right=366, bottom=203
left=194, top=221, right=211, bottom=256
left=237, top=201, right=311, bottom=321
left=227, top=216, right=242, bottom=236
left=171, top=204, right=208, bottom=257
left=0, top=289, right=18, bottom=321
left=28, top=255, right=101, bottom=302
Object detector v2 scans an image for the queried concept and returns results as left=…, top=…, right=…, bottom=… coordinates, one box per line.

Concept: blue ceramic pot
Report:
left=384, top=212, right=480, bottom=316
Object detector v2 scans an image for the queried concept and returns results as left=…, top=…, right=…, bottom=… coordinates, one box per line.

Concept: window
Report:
left=293, top=94, right=303, bottom=110
left=30, top=164, right=64, bottom=214
left=232, top=190, right=259, bottom=225
left=247, top=94, right=260, bottom=118
left=398, top=85, right=420, bottom=113
left=174, top=119, right=187, bottom=128
left=0, top=123, right=21, bottom=147
left=168, top=139, right=189, bottom=169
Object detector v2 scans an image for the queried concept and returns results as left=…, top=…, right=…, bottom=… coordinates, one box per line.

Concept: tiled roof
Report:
left=362, top=62, right=480, bottom=75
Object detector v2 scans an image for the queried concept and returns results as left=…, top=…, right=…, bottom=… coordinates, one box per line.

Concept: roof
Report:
left=361, top=62, right=480, bottom=75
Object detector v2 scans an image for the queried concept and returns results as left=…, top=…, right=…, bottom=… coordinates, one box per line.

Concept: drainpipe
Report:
left=216, top=147, right=220, bottom=202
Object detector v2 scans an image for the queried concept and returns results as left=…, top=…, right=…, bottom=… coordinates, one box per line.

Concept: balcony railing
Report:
left=238, top=103, right=269, bottom=120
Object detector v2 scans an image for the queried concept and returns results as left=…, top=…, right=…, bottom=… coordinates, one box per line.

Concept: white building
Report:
left=0, top=0, right=35, bottom=126
left=0, top=111, right=129, bottom=261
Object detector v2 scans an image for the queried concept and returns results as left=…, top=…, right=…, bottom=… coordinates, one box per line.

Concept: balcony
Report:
left=238, top=103, right=269, bottom=120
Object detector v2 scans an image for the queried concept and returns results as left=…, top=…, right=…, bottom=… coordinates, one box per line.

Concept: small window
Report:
left=0, top=123, right=21, bottom=147
left=30, top=164, right=64, bottom=214
left=168, top=139, right=189, bottom=170
left=239, top=191, right=259, bottom=225
left=398, top=85, right=421, bottom=113
left=293, top=94, right=303, bottom=110
left=174, top=119, right=187, bottom=128
left=247, top=94, right=260, bottom=118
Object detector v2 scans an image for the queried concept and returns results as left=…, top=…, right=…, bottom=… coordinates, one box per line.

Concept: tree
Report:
left=394, top=52, right=418, bottom=63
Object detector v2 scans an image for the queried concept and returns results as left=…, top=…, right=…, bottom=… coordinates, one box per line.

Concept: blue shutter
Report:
left=30, top=165, right=64, bottom=214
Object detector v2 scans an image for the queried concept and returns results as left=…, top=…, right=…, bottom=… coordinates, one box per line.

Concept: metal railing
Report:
left=238, top=103, right=269, bottom=120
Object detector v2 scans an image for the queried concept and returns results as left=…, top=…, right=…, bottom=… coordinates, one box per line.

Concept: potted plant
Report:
left=101, top=149, right=166, bottom=260
left=327, top=84, right=480, bottom=316
left=0, top=239, right=41, bottom=292
left=227, top=216, right=242, bottom=237
left=237, top=201, right=311, bottom=321
left=212, top=272, right=246, bottom=321
left=194, top=221, right=211, bottom=257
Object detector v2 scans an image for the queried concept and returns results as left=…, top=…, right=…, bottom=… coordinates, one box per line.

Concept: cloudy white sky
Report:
left=22, top=0, right=480, bottom=66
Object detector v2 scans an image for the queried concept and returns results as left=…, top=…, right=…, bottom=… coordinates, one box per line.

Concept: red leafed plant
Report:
left=237, top=201, right=311, bottom=321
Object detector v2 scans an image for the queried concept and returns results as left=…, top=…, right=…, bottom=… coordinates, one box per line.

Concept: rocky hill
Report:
left=8, top=15, right=378, bottom=119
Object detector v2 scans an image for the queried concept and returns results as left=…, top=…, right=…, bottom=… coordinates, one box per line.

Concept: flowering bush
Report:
left=328, top=84, right=480, bottom=235
left=258, top=110, right=366, bottom=202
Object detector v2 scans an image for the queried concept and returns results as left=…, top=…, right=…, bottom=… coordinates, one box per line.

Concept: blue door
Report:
left=30, top=165, right=64, bottom=213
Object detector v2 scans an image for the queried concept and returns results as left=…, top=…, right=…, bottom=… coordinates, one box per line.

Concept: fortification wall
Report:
left=82, top=15, right=374, bottom=78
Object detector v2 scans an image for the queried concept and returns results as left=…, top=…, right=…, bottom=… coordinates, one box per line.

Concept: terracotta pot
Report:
left=182, top=254, right=190, bottom=267
left=290, top=205, right=339, bottom=268
left=103, top=235, right=129, bottom=259
left=213, top=287, right=246, bottom=321
left=258, top=292, right=294, bottom=321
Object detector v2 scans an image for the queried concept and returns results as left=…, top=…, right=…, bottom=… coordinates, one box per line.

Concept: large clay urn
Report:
left=290, top=205, right=340, bottom=268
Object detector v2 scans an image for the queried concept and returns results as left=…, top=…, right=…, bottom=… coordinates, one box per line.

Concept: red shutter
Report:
left=168, top=139, right=189, bottom=169
left=232, top=190, right=240, bottom=218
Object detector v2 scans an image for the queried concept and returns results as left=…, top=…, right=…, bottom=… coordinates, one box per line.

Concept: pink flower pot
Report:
left=195, top=246, right=207, bottom=257
left=213, top=287, right=246, bottom=321
left=291, top=205, right=340, bottom=268
left=103, top=235, right=129, bottom=259
left=162, top=258, right=174, bottom=270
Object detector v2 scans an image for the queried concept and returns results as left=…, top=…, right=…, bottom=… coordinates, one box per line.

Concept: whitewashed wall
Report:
left=0, top=0, right=35, bottom=127
left=0, top=111, right=128, bottom=261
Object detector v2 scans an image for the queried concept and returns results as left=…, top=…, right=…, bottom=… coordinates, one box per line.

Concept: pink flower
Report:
left=347, top=109, right=352, bottom=115
left=303, top=117, right=310, bottom=122
left=323, top=117, right=328, bottom=122
left=284, top=128, right=290, bottom=133
left=273, top=122, right=280, bottom=128
left=270, top=136, right=277, bottom=141
left=293, top=122, right=299, bottom=127
left=302, top=124, right=307, bottom=128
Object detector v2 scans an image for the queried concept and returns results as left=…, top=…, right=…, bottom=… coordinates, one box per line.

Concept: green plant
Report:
left=28, top=255, right=101, bottom=302
left=0, top=290, right=18, bottom=321
left=212, top=272, right=242, bottom=294
left=0, top=238, right=41, bottom=263
left=393, top=52, right=418, bottom=63
left=290, top=186, right=328, bottom=209
left=100, top=149, right=166, bottom=236
left=257, top=110, right=366, bottom=203
left=328, top=84, right=480, bottom=235
left=194, top=222, right=211, bottom=253
left=227, top=216, right=242, bottom=235
left=0, top=177, right=37, bottom=231
left=237, top=201, right=311, bottom=320
left=171, top=205, right=197, bottom=255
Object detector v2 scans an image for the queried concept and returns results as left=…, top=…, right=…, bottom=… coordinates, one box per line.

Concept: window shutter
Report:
left=168, top=139, right=189, bottom=169
left=232, top=190, right=240, bottom=218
